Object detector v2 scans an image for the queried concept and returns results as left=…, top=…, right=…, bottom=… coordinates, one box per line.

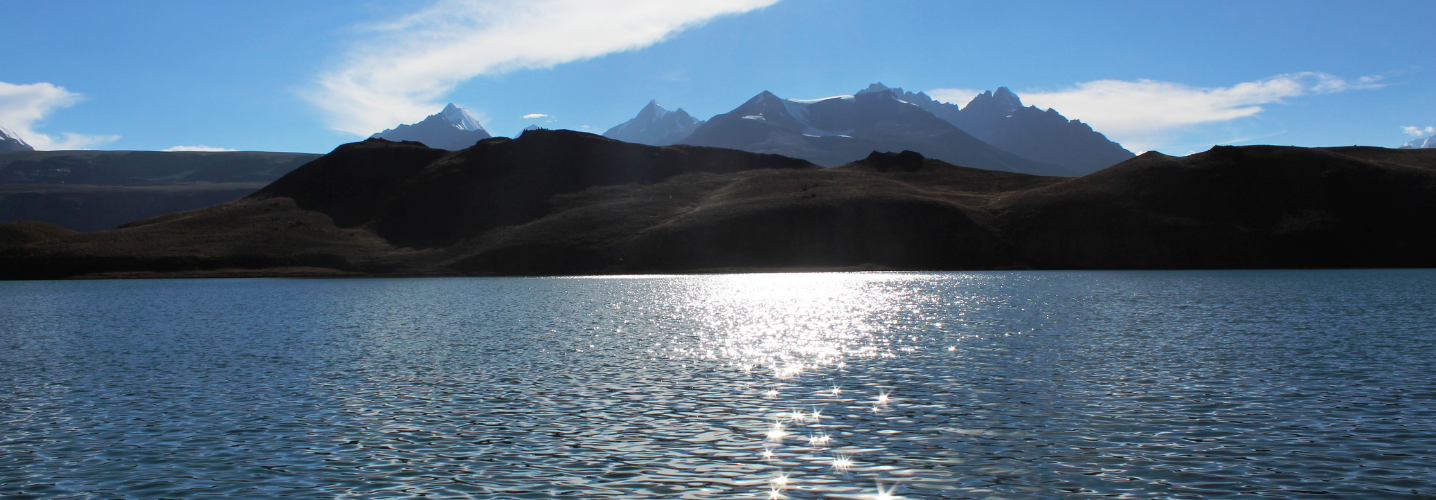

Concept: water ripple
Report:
left=1, top=270, right=1433, bottom=498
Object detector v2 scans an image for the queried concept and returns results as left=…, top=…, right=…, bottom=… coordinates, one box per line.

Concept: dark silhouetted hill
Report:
left=3, top=135, right=1433, bottom=279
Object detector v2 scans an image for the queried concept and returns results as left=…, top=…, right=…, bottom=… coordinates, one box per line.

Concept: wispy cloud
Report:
left=162, top=145, right=236, bottom=152
left=308, top=0, right=781, bottom=136
left=522, top=113, right=550, bottom=120
left=1012, top=72, right=1385, bottom=152
left=0, top=81, right=119, bottom=150
left=1402, top=125, right=1434, bottom=137
left=926, top=88, right=982, bottom=108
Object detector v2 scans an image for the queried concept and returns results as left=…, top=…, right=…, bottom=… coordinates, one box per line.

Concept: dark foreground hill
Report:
left=1, top=131, right=1433, bottom=279
left=0, top=150, right=320, bottom=231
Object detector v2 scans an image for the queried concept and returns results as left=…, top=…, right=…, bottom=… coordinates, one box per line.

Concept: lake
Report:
left=1, top=271, right=1433, bottom=498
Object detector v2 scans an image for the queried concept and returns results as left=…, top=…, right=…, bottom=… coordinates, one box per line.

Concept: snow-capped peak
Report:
left=637, top=100, right=670, bottom=121
left=1400, top=134, right=1436, bottom=149
left=440, top=103, right=486, bottom=132
left=0, top=125, right=34, bottom=151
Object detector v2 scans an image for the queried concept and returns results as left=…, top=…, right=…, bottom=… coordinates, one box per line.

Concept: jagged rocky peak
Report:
left=439, top=103, right=486, bottom=132
left=370, top=103, right=493, bottom=150
left=964, top=87, right=1026, bottom=117
left=991, top=87, right=1023, bottom=111
left=636, top=100, right=669, bottom=120
left=1, top=126, right=35, bottom=152
left=601, top=99, right=706, bottom=146
left=849, top=83, right=1134, bottom=174
left=858, top=82, right=891, bottom=94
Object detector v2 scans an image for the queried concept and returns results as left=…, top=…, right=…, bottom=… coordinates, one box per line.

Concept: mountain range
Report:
left=602, top=100, right=705, bottom=145
left=4, top=130, right=1434, bottom=279
left=379, top=85, right=1130, bottom=176
left=370, top=103, right=492, bottom=150
left=859, top=84, right=1136, bottom=174
left=676, top=89, right=1073, bottom=176
left=596, top=84, right=1133, bottom=176
left=0, top=127, right=34, bottom=152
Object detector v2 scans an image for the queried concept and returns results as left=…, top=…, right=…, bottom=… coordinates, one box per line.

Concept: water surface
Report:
left=1, top=271, right=1433, bottom=498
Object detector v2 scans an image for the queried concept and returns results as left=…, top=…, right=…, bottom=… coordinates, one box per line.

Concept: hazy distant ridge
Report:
left=858, top=83, right=1135, bottom=175
left=602, top=100, right=706, bottom=146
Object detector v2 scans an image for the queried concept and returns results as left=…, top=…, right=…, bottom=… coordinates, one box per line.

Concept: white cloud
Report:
left=522, top=113, right=550, bottom=119
left=162, top=145, right=237, bottom=152
left=308, top=0, right=781, bottom=136
left=927, top=88, right=982, bottom=108
left=1009, top=72, right=1384, bottom=152
left=0, top=81, right=119, bottom=150
left=1401, top=125, right=1434, bottom=137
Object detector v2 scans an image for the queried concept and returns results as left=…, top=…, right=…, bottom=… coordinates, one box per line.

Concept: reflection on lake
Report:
left=1, top=271, right=1433, bottom=498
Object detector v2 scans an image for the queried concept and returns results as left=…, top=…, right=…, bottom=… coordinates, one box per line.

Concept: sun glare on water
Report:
left=646, top=272, right=958, bottom=498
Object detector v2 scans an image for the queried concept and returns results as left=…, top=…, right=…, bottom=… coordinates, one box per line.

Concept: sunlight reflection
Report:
left=672, top=273, right=927, bottom=373
left=653, top=273, right=945, bottom=498
left=807, top=432, right=831, bottom=446
left=871, top=482, right=902, bottom=500
left=765, top=422, right=787, bottom=442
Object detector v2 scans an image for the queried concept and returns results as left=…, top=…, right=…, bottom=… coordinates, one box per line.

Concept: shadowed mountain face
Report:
left=678, top=90, right=1072, bottom=176
left=0, top=127, right=34, bottom=152
left=3, top=135, right=1434, bottom=279
left=0, top=150, right=320, bottom=231
left=603, top=100, right=706, bottom=146
left=371, top=103, right=493, bottom=150
left=858, top=83, right=1135, bottom=175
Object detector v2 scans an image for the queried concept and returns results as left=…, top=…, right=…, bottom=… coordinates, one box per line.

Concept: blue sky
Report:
left=1, top=0, right=1431, bottom=155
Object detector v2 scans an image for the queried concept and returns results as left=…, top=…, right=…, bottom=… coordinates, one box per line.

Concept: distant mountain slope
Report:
left=0, top=150, right=318, bottom=185
left=8, top=134, right=1432, bottom=279
left=603, top=100, right=706, bottom=145
left=0, top=150, right=319, bottom=231
left=858, top=83, right=1134, bottom=175
left=0, top=127, right=34, bottom=152
left=678, top=89, right=1071, bottom=175
left=1400, top=135, right=1436, bottom=149
left=371, top=103, right=493, bottom=150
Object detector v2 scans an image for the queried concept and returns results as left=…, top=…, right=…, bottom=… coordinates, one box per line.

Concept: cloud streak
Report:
left=309, top=0, right=780, bottom=136
left=0, top=81, right=119, bottom=150
left=1010, top=72, right=1385, bottom=151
